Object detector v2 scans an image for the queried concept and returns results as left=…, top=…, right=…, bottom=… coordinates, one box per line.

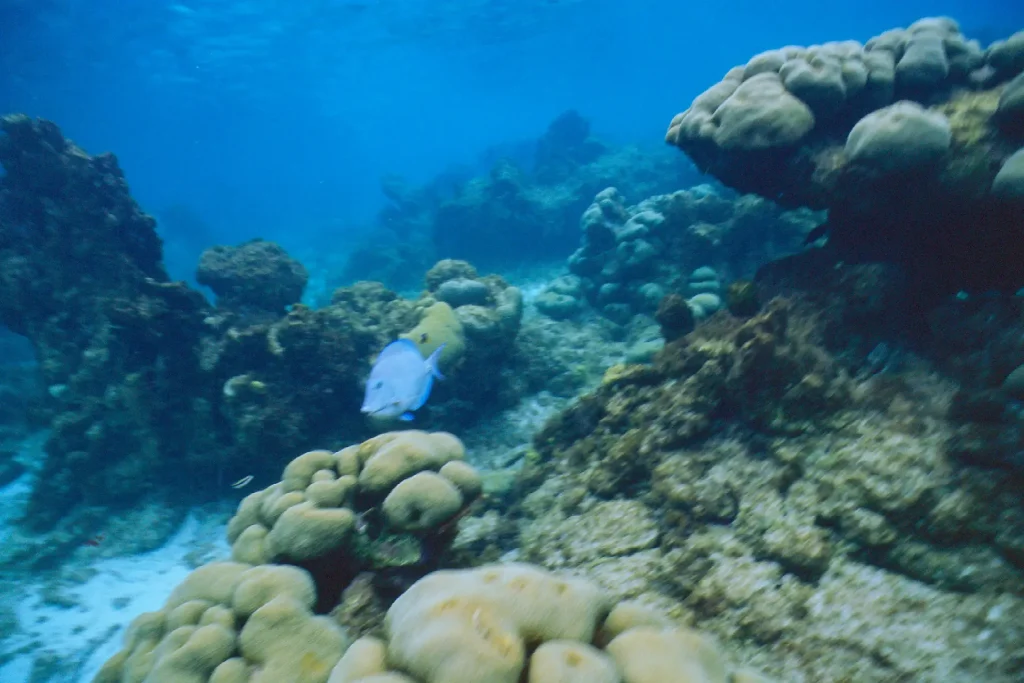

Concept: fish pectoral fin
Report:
left=399, top=412, right=415, bottom=421
left=426, top=343, right=447, bottom=380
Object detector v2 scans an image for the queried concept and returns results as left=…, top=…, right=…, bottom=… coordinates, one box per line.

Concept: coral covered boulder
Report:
left=198, top=239, right=309, bottom=313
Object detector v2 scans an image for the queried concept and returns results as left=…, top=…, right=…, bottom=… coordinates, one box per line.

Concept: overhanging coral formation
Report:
left=667, top=19, right=1024, bottom=295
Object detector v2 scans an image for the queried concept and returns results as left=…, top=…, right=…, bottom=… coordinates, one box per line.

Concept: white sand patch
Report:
left=0, top=511, right=229, bottom=683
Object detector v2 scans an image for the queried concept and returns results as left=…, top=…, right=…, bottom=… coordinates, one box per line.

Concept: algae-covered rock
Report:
left=435, top=278, right=491, bottom=308
left=424, top=259, right=479, bottom=292
left=197, top=239, right=308, bottom=313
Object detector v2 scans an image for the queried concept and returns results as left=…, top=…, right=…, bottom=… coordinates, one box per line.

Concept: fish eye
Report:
left=374, top=381, right=383, bottom=389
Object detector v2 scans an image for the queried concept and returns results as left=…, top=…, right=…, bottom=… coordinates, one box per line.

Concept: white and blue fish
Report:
left=361, top=339, right=445, bottom=421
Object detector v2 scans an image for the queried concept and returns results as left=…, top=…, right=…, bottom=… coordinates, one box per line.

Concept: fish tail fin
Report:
left=426, top=343, right=446, bottom=380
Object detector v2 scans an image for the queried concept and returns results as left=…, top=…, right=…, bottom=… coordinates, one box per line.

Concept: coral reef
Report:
left=0, top=114, right=217, bottom=531
left=197, top=239, right=309, bottom=315
left=226, top=431, right=481, bottom=610
left=511, top=295, right=1024, bottom=682
left=666, top=20, right=1024, bottom=296
left=544, top=185, right=819, bottom=325
left=338, top=111, right=701, bottom=290
left=0, top=120, right=528, bottom=561
left=9, top=20, right=1024, bottom=683
left=330, top=562, right=770, bottom=683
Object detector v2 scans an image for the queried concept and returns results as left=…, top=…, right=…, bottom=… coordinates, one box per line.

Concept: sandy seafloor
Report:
left=0, top=434, right=234, bottom=683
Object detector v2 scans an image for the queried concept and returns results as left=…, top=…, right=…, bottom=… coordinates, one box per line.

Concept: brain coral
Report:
left=95, top=562, right=347, bottom=683
left=327, top=563, right=772, bottom=683
left=226, top=431, right=480, bottom=606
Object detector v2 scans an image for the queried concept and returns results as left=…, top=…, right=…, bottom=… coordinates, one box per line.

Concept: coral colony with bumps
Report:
left=0, top=15, right=1023, bottom=683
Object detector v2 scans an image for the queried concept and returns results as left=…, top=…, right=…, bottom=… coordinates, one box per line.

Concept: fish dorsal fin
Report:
left=378, top=338, right=422, bottom=360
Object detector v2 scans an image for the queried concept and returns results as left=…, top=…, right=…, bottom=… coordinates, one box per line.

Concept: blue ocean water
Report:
left=0, top=0, right=1016, bottom=280
left=2, top=2, right=1024, bottom=683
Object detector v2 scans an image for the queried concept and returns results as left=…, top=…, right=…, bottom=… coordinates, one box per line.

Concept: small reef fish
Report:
left=230, top=475, right=254, bottom=489
left=362, top=339, right=445, bottom=421
left=84, top=534, right=105, bottom=547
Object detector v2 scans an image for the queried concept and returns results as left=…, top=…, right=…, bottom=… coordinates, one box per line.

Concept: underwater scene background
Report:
left=1, top=1, right=1024, bottom=682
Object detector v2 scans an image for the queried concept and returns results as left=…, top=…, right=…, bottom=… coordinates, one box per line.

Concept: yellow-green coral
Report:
left=938, top=87, right=1001, bottom=148
left=226, top=431, right=478, bottom=566
left=400, top=302, right=466, bottom=370
left=95, top=563, right=346, bottom=683
left=324, top=563, right=770, bottom=683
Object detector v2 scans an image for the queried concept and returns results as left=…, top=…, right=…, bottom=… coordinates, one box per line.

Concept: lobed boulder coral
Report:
left=226, top=431, right=481, bottom=609
left=93, top=431, right=496, bottom=683
left=327, top=563, right=769, bottom=683
left=666, top=19, right=1024, bottom=296
left=96, top=560, right=770, bottom=683
left=94, top=562, right=348, bottom=683
left=553, top=186, right=820, bottom=325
